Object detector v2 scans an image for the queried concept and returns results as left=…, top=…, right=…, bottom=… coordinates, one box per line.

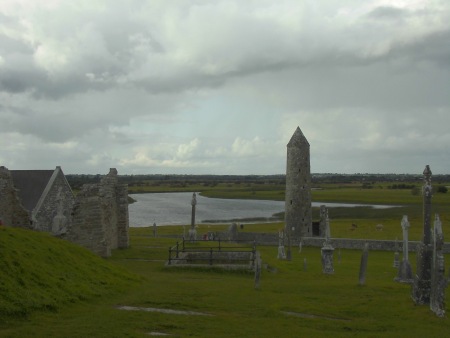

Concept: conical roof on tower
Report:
left=287, top=126, right=309, bottom=147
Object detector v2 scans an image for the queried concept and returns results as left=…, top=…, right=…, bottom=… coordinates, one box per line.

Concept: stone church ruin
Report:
left=0, top=166, right=129, bottom=257
left=10, top=166, right=75, bottom=234
left=67, top=168, right=129, bottom=257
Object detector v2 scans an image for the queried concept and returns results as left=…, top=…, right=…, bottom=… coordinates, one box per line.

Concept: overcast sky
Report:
left=1, top=1, right=449, bottom=175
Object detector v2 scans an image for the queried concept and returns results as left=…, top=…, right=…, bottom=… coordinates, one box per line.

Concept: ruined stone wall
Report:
left=67, top=168, right=129, bottom=257
left=116, top=184, right=130, bottom=248
left=67, top=184, right=108, bottom=256
left=0, top=166, right=30, bottom=227
left=33, top=169, right=75, bottom=233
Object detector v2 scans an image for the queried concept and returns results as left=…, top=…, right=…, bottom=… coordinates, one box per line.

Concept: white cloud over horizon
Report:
left=1, top=0, right=449, bottom=175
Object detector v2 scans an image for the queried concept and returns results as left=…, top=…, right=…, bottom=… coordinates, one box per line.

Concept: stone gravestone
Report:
left=395, top=215, right=413, bottom=283
left=228, top=222, right=238, bottom=241
left=393, top=251, right=400, bottom=269
left=321, top=207, right=334, bottom=274
left=254, top=251, right=262, bottom=290
left=277, top=230, right=286, bottom=259
left=412, top=165, right=433, bottom=304
left=303, top=258, right=307, bottom=271
left=359, top=243, right=369, bottom=285
left=153, top=222, right=157, bottom=237
left=393, top=237, right=400, bottom=268
left=430, top=214, right=446, bottom=317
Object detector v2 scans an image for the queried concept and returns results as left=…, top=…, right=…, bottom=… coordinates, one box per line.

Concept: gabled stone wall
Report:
left=33, top=167, right=75, bottom=234
left=0, top=166, right=30, bottom=227
left=67, top=168, right=129, bottom=257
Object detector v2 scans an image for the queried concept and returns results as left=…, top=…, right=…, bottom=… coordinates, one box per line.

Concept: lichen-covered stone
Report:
left=285, top=126, right=312, bottom=240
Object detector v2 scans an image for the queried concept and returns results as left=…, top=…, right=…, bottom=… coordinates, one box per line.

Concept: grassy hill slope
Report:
left=0, top=226, right=138, bottom=320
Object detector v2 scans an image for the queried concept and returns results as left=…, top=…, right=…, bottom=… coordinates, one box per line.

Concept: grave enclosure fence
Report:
left=167, top=238, right=257, bottom=268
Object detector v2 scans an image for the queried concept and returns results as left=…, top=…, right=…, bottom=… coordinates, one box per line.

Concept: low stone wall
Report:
left=211, top=231, right=450, bottom=253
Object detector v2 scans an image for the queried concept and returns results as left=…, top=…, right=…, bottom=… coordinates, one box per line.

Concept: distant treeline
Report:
left=66, top=173, right=450, bottom=190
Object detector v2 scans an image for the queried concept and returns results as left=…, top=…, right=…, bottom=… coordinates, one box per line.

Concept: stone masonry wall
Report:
left=212, top=231, right=450, bottom=253
left=33, top=168, right=75, bottom=233
left=0, top=166, right=30, bottom=227
left=285, top=127, right=312, bottom=238
left=67, top=168, right=129, bottom=257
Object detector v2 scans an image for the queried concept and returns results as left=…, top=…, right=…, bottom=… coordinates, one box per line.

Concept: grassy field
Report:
left=2, top=181, right=450, bottom=337
left=1, top=225, right=450, bottom=337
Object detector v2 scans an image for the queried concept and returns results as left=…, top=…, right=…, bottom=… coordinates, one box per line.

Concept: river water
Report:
left=128, top=192, right=396, bottom=227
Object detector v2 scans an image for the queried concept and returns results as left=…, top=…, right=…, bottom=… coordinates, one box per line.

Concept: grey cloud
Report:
left=0, top=35, right=33, bottom=55
left=366, top=6, right=410, bottom=20
left=395, top=29, right=450, bottom=67
left=0, top=6, right=166, bottom=98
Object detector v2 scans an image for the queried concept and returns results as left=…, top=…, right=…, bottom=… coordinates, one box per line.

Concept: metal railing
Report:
left=167, top=238, right=256, bottom=266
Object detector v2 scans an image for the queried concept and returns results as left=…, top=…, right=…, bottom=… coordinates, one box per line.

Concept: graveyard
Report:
left=2, top=127, right=450, bottom=335
left=1, top=215, right=450, bottom=337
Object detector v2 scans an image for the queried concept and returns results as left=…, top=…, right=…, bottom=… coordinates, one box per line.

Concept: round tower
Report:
left=285, top=126, right=312, bottom=239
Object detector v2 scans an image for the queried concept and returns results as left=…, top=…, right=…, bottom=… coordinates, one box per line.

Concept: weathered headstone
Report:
left=321, top=247, right=334, bottom=274
left=277, top=230, right=286, bottom=259
left=393, top=251, right=400, bottom=268
left=321, top=207, right=334, bottom=274
left=430, top=214, right=446, bottom=317
left=412, top=165, right=433, bottom=304
left=359, top=243, right=369, bottom=285
left=298, top=240, right=303, bottom=253
left=395, top=215, right=413, bottom=283
left=228, top=222, right=238, bottom=241
left=393, top=238, right=400, bottom=268
left=303, top=258, right=307, bottom=271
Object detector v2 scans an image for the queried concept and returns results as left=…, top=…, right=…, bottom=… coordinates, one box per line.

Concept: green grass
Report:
left=2, top=181, right=450, bottom=337
left=0, top=227, right=139, bottom=320
left=2, top=225, right=450, bottom=337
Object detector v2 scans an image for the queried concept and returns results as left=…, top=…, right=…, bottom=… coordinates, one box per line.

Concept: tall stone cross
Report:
left=395, top=215, right=413, bottom=283
left=191, top=192, right=197, bottom=230
left=324, top=207, right=331, bottom=246
left=412, top=165, right=433, bottom=304
left=321, top=207, right=334, bottom=274
left=401, top=215, right=410, bottom=262
left=422, top=165, right=432, bottom=245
